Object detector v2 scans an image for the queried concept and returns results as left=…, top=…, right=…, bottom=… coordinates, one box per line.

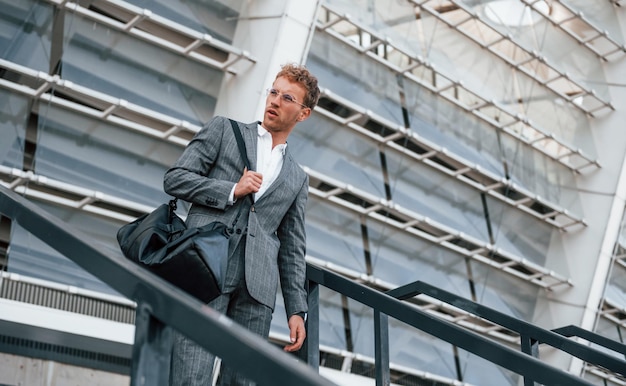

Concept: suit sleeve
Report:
left=277, top=173, right=309, bottom=319
left=163, top=116, right=235, bottom=210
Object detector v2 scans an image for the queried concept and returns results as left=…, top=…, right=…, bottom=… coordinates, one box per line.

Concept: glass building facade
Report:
left=1, top=0, right=625, bottom=385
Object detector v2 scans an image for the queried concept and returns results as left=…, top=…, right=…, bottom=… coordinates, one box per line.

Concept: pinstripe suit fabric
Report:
left=164, top=116, right=309, bottom=385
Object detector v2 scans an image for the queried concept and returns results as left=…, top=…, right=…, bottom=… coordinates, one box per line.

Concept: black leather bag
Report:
left=117, top=198, right=229, bottom=303
left=117, top=119, right=248, bottom=304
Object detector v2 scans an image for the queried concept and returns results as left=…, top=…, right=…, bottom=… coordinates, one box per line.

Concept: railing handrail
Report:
left=0, top=186, right=334, bottom=386
left=305, top=264, right=596, bottom=386
left=386, top=280, right=626, bottom=375
left=552, top=325, right=626, bottom=357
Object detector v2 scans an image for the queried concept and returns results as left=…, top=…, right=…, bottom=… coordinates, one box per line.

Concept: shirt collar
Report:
left=257, top=123, right=287, bottom=155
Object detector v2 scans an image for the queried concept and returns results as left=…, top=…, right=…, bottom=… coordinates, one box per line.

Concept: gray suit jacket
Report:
left=163, top=116, right=309, bottom=318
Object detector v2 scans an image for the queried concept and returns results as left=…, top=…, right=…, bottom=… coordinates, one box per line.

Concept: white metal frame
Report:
left=315, top=88, right=587, bottom=232
left=585, top=364, right=626, bottom=386
left=43, top=0, right=256, bottom=74
left=522, top=0, right=626, bottom=61
left=600, top=298, right=626, bottom=327
left=0, top=59, right=202, bottom=146
left=0, top=165, right=152, bottom=222
left=304, top=166, right=573, bottom=290
left=409, top=0, right=615, bottom=116
left=316, top=5, right=602, bottom=173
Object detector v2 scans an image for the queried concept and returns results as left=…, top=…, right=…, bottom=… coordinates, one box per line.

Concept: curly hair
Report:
left=275, top=63, right=320, bottom=109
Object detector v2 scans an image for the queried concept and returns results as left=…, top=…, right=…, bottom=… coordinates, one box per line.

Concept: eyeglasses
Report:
left=266, top=88, right=309, bottom=109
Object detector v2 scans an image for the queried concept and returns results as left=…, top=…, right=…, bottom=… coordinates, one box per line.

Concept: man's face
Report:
left=262, top=76, right=310, bottom=134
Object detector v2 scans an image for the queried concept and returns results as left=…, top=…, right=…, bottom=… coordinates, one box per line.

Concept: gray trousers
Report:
left=170, top=237, right=273, bottom=386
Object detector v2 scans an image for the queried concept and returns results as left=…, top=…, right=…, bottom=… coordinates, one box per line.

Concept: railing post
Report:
left=130, top=302, right=172, bottom=386
left=300, top=280, right=320, bottom=371
left=520, top=334, right=539, bottom=386
left=374, top=310, right=390, bottom=386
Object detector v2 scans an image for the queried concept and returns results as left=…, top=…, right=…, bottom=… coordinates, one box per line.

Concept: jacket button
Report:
left=236, top=229, right=242, bottom=234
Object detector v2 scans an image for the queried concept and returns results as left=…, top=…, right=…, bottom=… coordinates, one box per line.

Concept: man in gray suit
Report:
left=164, top=63, right=320, bottom=385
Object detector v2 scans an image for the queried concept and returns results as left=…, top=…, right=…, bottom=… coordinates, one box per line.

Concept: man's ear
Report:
left=298, top=108, right=312, bottom=122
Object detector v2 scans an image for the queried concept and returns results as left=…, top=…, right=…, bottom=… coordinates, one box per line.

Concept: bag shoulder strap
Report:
left=228, top=119, right=255, bottom=206
left=229, top=119, right=251, bottom=171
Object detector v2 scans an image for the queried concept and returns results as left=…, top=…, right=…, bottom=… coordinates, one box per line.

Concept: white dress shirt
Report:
left=255, top=123, right=285, bottom=200
left=229, top=123, right=285, bottom=204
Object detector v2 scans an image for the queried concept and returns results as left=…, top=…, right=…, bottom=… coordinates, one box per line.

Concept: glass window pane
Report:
left=483, top=195, right=553, bottom=266
left=305, top=197, right=367, bottom=274
left=62, top=13, right=221, bottom=125
left=606, top=269, right=626, bottom=310
left=0, top=89, right=29, bottom=169
left=458, top=349, right=520, bottom=385
left=499, top=132, right=583, bottom=216
left=592, top=315, right=626, bottom=359
left=564, top=0, right=625, bottom=46
left=387, top=317, right=459, bottom=379
left=35, top=103, right=179, bottom=206
left=123, top=0, right=239, bottom=43
left=318, top=288, right=348, bottom=349
left=404, top=80, right=505, bottom=177
left=0, top=0, right=52, bottom=71
left=306, top=53, right=405, bottom=124
left=292, top=115, right=386, bottom=198
left=471, top=263, right=539, bottom=320
left=367, top=218, right=470, bottom=289
left=385, top=149, right=490, bottom=241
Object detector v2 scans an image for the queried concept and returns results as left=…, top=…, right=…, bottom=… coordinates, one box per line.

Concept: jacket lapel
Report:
left=256, top=146, right=295, bottom=201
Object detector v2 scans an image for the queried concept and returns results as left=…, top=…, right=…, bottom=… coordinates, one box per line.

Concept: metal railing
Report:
left=0, top=186, right=332, bottom=386
left=3, top=185, right=624, bottom=385
left=303, top=265, right=624, bottom=386
left=386, top=280, right=626, bottom=379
